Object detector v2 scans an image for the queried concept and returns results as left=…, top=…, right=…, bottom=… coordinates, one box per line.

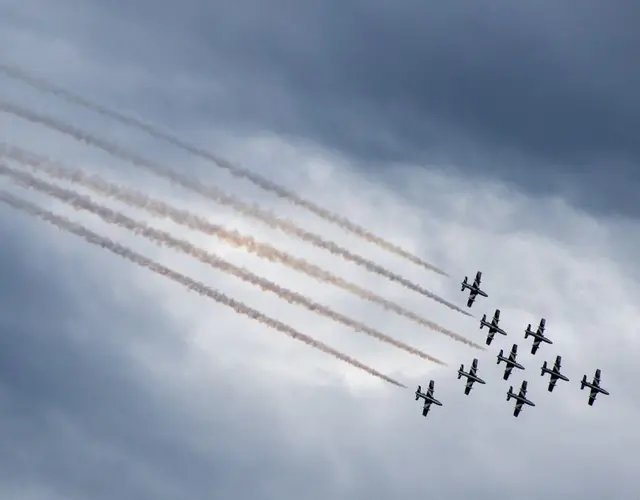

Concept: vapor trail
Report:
left=0, top=189, right=407, bottom=388
left=2, top=144, right=481, bottom=349
left=0, top=101, right=470, bottom=317
left=0, top=63, right=448, bottom=277
left=0, top=164, right=447, bottom=365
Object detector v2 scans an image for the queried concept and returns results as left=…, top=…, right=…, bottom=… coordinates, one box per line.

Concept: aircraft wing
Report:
left=548, top=375, right=558, bottom=392
left=513, top=400, right=523, bottom=417
left=473, top=272, right=482, bottom=287
left=470, top=359, right=478, bottom=375
left=538, top=319, right=546, bottom=334
left=588, top=388, right=598, bottom=406
left=467, top=291, right=477, bottom=307
left=422, top=401, right=432, bottom=416
left=554, top=356, right=562, bottom=371
left=464, top=379, right=474, bottom=395
left=594, top=369, right=601, bottom=386
left=509, top=345, right=518, bottom=360
left=519, top=381, right=528, bottom=397
left=531, top=337, right=541, bottom=354
left=503, top=364, right=513, bottom=380
left=493, top=309, right=500, bottom=322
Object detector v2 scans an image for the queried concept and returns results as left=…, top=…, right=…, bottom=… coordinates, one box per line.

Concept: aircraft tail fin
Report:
left=507, top=387, right=513, bottom=401
left=415, top=385, right=421, bottom=400
left=480, top=314, right=486, bottom=328
left=457, top=365, right=463, bottom=379
left=541, top=361, right=547, bottom=375
left=497, top=350, right=503, bottom=363
left=461, top=277, right=467, bottom=291
left=580, top=376, right=587, bottom=390
left=524, top=325, right=531, bottom=338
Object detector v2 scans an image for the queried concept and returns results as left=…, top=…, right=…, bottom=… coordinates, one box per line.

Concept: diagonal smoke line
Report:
left=0, top=189, right=407, bottom=389
left=1, top=144, right=482, bottom=350
left=0, top=100, right=471, bottom=317
left=0, top=163, right=448, bottom=366
left=0, top=62, right=448, bottom=276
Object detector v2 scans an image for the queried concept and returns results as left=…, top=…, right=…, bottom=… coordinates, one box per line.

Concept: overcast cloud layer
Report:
left=0, top=2, right=638, bottom=499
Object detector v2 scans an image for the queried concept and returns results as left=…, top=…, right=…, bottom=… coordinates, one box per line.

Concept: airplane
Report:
left=415, top=380, right=443, bottom=416
left=540, top=355, right=570, bottom=392
left=524, top=318, right=552, bottom=354
left=480, top=308, right=508, bottom=345
left=457, top=358, right=486, bottom=395
left=461, top=271, right=488, bottom=307
left=580, top=369, right=610, bottom=406
left=497, top=344, right=525, bottom=380
left=507, top=380, right=535, bottom=417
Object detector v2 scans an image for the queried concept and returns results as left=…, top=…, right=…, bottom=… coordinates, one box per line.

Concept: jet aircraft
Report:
left=507, top=380, right=535, bottom=417
left=540, top=355, right=570, bottom=392
left=415, top=380, right=443, bottom=416
left=581, top=369, right=610, bottom=406
left=480, top=308, right=507, bottom=345
left=457, top=358, right=486, bottom=395
left=461, top=271, right=488, bottom=307
left=524, top=318, right=552, bottom=354
left=497, top=344, right=525, bottom=380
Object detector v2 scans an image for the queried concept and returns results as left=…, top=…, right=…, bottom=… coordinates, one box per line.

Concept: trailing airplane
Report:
left=581, top=369, right=610, bottom=406
left=480, top=308, right=507, bottom=345
left=461, top=271, right=487, bottom=307
left=540, top=355, right=570, bottom=392
left=497, top=344, right=525, bottom=380
left=415, top=380, right=443, bottom=417
left=524, top=318, right=552, bottom=354
left=507, top=380, right=535, bottom=417
left=457, top=358, right=486, bottom=395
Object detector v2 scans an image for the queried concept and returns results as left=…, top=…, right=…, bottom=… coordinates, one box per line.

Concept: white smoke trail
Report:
left=0, top=163, right=448, bottom=365
left=0, top=62, right=448, bottom=276
left=0, top=101, right=471, bottom=316
left=1, top=143, right=482, bottom=349
left=0, top=189, right=407, bottom=388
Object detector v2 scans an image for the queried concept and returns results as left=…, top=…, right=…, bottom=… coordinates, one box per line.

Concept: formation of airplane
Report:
left=415, top=380, right=442, bottom=416
left=415, top=270, right=610, bottom=419
left=524, top=318, right=553, bottom=354
left=461, top=271, right=487, bottom=307
left=479, top=309, right=507, bottom=345
left=581, top=369, right=610, bottom=406
left=541, top=355, right=570, bottom=392
left=457, top=358, right=486, bottom=395
left=497, top=344, right=524, bottom=380
left=507, top=381, right=536, bottom=417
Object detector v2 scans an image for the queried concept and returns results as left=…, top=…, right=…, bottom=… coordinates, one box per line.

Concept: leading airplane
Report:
left=415, top=380, right=443, bottom=416
left=497, top=344, right=525, bottom=380
left=461, top=271, right=488, bottom=307
left=507, top=380, right=535, bottom=417
left=581, top=369, right=610, bottom=406
left=524, top=318, right=552, bottom=354
left=480, top=308, right=508, bottom=345
left=540, top=355, right=570, bottom=392
left=457, top=358, right=486, bottom=395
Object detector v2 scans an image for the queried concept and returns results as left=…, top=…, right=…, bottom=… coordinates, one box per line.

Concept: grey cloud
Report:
left=0, top=203, right=637, bottom=500
left=4, top=0, right=637, bottom=216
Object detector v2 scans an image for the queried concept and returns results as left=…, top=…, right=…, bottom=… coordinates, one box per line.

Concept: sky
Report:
left=0, top=1, right=638, bottom=499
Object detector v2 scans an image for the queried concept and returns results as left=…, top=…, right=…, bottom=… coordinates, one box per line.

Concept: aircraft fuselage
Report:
left=582, top=383, right=610, bottom=396
left=497, top=355, right=524, bottom=371
left=458, top=371, right=486, bottom=384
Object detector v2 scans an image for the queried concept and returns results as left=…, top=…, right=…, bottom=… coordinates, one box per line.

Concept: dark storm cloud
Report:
left=6, top=0, right=638, bottom=216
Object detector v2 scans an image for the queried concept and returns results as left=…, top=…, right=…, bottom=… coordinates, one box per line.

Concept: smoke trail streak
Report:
left=0, top=101, right=471, bottom=317
left=0, top=189, right=407, bottom=388
left=0, top=63, right=448, bottom=276
left=0, top=164, right=448, bottom=365
left=2, top=144, right=481, bottom=349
